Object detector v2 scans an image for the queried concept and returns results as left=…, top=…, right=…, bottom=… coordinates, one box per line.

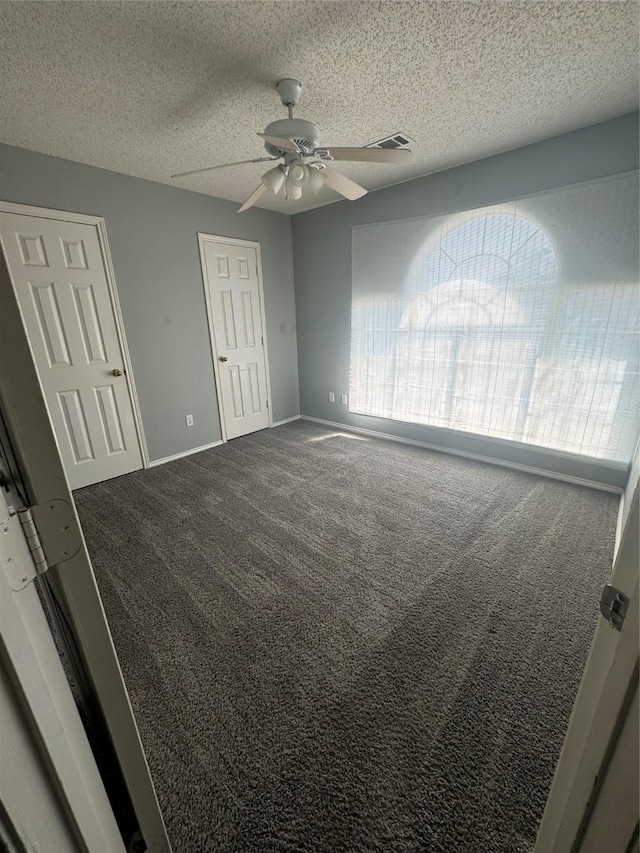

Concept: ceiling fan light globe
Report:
left=307, top=167, right=326, bottom=195
left=288, top=161, right=309, bottom=187
left=287, top=181, right=303, bottom=201
left=262, top=166, right=285, bottom=194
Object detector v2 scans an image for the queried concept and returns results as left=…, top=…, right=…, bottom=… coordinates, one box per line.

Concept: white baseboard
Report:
left=300, top=416, right=622, bottom=494
left=271, top=415, right=301, bottom=427
left=149, top=440, right=223, bottom=467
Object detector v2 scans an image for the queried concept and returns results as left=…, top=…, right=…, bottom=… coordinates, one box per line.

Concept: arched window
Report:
left=393, top=213, right=558, bottom=439
left=350, top=173, right=639, bottom=462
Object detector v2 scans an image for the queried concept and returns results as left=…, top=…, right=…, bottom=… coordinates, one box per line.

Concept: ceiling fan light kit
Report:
left=288, top=161, right=310, bottom=187
left=262, top=165, right=286, bottom=194
left=286, top=182, right=303, bottom=201
left=307, top=165, right=326, bottom=195
left=172, top=78, right=414, bottom=212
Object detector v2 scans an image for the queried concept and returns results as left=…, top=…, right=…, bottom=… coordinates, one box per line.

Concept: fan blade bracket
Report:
left=313, top=148, right=334, bottom=161
left=312, top=147, right=414, bottom=164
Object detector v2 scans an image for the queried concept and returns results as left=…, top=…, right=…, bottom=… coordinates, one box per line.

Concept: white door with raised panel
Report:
left=0, top=211, right=143, bottom=489
left=201, top=238, right=270, bottom=440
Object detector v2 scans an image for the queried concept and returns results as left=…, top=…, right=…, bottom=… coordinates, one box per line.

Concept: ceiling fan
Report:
left=171, top=78, right=414, bottom=213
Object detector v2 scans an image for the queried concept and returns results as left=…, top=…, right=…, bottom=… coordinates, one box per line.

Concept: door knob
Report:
left=219, top=356, right=229, bottom=362
left=112, top=368, right=123, bottom=376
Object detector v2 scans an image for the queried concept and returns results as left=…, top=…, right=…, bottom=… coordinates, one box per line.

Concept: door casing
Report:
left=0, top=201, right=149, bottom=473
left=198, top=233, right=273, bottom=443
left=0, top=483, right=126, bottom=852
left=535, top=482, right=639, bottom=851
left=0, top=236, right=170, bottom=851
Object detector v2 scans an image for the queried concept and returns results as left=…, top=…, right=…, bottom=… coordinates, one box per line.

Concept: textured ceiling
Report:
left=0, top=1, right=638, bottom=215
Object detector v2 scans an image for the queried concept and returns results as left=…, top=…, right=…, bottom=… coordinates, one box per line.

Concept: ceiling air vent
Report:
left=366, top=132, right=414, bottom=150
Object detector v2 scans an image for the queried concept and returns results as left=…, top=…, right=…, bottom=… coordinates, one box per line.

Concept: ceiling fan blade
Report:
left=322, top=166, right=367, bottom=201
left=237, top=183, right=268, bottom=213
left=257, top=133, right=301, bottom=153
left=171, top=157, right=278, bottom=179
left=316, top=147, right=414, bottom=164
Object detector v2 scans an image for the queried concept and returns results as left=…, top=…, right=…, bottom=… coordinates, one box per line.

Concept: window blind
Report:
left=351, top=172, right=639, bottom=463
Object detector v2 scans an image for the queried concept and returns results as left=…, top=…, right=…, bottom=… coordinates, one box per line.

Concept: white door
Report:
left=0, top=212, right=143, bottom=489
left=201, top=238, right=270, bottom=440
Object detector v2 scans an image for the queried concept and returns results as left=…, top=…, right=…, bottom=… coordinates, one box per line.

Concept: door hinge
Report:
left=599, top=584, right=630, bottom=631
left=18, top=499, right=81, bottom=577
left=266, top=400, right=269, bottom=409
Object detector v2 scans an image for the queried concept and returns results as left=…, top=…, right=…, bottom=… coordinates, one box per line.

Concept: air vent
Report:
left=366, top=132, right=414, bottom=150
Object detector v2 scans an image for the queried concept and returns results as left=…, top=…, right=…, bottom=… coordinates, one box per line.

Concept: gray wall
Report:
left=0, top=144, right=299, bottom=462
left=292, top=113, right=640, bottom=488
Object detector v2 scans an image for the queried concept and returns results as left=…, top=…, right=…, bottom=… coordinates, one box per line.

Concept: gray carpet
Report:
left=74, top=421, right=618, bottom=853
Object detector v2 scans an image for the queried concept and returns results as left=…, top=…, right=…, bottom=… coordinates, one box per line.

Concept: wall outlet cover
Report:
left=341, top=394, right=348, bottom=405
left=185, top=414, right=194, bottom=426
left=328, top=392, right=335, bottom=402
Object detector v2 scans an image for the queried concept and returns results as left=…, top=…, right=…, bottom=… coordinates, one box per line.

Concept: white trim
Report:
left=198, top=233, right=260, bottom=249
left=0, top=200, right=150, bottom=470
left=534, top=489, right=639, bottom=851
left=148, top=440, right=223, bottom=467
left=197, top=233, right=273, bottom=443
left=199, top=238, right=227, bottom=442
left=0, top=200, right=105, bottom=225
left=301, top=416, right=623, bottom=494
left=0, top=496, right=125, bottom=852
left=615, top=495, right=626, bottom=558
left=95, top=219, right=150, bottom=468
left=254, top=241, right=274, bottom=429
left=0, top=243, right=172, bottom=850
left=271, top=415, right=301, bottom=427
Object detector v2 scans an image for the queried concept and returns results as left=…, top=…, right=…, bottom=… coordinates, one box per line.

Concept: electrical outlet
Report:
left=328, top=392, right=335, bottom=402
left=185, top=414, right=194, bottom=426
left=341, top=394, right=348, bottom=405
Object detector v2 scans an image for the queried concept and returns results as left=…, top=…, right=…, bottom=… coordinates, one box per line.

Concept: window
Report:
left=350, top=173, right=639, bottom=463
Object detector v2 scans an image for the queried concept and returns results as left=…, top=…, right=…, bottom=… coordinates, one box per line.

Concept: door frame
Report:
left=534, top=480, right=639, bottom=851
left=0, top=200, right=150, bottom=470
left=198, top=232, right=273, bottom=443
left=0, top=243, right=171, bottom=851
left=0, top=485, right=126, bottom=852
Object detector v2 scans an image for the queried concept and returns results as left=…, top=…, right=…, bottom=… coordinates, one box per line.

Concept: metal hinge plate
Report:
left=599, top=583, right=630, bottom=631
left=18, top=499, right=81, bottom=576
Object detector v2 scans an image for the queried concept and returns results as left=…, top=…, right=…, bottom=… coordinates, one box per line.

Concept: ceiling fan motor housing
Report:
left=263, top=119, right=320, bottom=156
